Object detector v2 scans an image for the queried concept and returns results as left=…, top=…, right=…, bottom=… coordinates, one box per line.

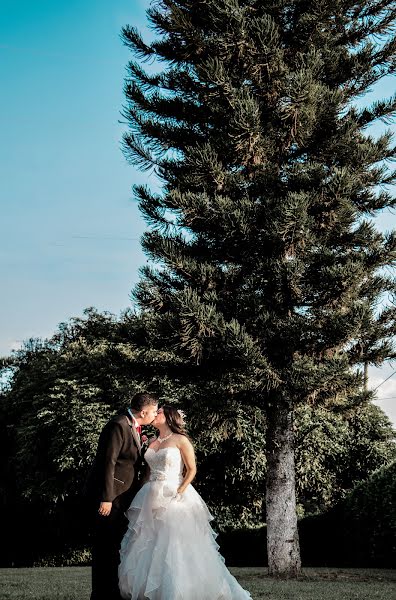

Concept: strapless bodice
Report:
left=145, top=446, right=184, bottom=483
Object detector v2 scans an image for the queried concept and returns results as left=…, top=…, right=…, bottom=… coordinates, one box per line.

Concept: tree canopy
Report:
left=1, top=309, right=394, bottom=527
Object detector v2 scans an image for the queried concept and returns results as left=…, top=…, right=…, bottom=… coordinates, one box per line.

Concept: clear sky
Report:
left=1, top=0, right=151, bottom=352
left=0, top=1, right=395, bottom=423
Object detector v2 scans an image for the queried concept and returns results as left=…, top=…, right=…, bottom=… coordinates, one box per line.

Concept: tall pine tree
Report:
left=121, top=0, right=396, bottom=575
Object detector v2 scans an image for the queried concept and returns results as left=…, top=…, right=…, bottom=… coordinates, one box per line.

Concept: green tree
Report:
left=0, top=308, right=141, bottom=505
left=294, top=402, right=396, bottom=516
left=120, top=0, right=396, bottom=575
left=0, top=308, right=150, bottom=564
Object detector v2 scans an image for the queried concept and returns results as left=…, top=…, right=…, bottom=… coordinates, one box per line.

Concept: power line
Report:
left=71, top=235, right=139, bottom=241
left=372, top=370, right=396, bottom=392
left=0, top=43, right=122, bottom=65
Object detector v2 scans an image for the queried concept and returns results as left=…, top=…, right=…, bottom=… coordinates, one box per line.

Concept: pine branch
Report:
left=353, top=94, right=396, bottom=127
left=125, top=60, right=163, bottom=91
left=120, top=25, right=155, bottom=62
left=121, top=132, right=159, bottom=171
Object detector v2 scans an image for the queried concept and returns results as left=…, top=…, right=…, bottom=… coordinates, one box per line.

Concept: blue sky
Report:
left=1, top=1, right=395, bottom=422
left=1, top=0, right=151, bottom=354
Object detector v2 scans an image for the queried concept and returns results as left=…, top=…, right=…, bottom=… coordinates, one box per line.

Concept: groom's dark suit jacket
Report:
left=85, top=410, right=142, bottom=512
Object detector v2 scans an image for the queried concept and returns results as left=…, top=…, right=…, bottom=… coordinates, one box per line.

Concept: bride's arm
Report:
left=177, top=436, right=197, bottom=494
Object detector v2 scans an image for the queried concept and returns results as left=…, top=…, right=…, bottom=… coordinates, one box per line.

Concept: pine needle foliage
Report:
left=121, top=0, right=396, bottom=418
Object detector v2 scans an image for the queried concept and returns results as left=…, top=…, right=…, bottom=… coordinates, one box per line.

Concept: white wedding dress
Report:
left=118, top=446, right=252, bottom=600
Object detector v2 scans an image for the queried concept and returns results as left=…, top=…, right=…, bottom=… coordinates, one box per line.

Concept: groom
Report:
left=85, top=391, right=158, bottom=600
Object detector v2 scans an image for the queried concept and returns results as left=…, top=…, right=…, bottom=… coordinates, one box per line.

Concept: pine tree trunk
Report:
left=266, top=398, right=301, bottom=577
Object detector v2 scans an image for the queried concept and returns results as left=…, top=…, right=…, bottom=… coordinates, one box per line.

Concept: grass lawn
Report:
left=0, top=566, right=395, bottom=599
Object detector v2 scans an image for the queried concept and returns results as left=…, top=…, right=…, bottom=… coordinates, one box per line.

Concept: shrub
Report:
left=299, top=460, right=396, bottom=567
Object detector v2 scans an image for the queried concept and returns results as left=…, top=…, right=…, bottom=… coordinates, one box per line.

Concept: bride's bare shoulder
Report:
left=175, top=433, right=193, bottom=449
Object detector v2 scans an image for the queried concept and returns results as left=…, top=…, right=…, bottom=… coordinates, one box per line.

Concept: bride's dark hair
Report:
left=162, top=405, right=188, bottom=437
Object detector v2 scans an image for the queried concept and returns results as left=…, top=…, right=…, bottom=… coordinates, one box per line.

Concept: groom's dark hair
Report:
left=129, top=391, right=159, bottom=412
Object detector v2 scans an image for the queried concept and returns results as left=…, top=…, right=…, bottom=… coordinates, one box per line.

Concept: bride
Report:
left=118, top=405, right=252, bottom=600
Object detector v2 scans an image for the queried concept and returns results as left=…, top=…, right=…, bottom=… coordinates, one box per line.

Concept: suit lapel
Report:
left=132, top=424, right=142, bottom=454
left=125, top=414, right=142, bottom=454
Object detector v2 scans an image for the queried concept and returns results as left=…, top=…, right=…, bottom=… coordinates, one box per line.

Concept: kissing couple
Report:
left=85, top=391, right=251, bottom=600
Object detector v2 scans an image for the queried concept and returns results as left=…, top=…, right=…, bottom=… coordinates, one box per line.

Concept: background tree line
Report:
left=0, top=307, right=394, bottom=565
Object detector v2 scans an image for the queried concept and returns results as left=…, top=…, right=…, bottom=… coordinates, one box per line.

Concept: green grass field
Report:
left=0, top=567, right=395, bottom=600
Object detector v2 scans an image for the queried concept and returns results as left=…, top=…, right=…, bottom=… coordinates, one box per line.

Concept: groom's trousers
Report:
left=89, top=502, right=128, bottom=600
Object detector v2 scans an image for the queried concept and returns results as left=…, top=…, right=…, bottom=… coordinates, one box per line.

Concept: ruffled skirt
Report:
left=118, top=478, right=251, bottom=600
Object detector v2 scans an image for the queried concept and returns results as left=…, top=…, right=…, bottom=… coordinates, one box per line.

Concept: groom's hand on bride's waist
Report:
left=98, top=501, right=112, bottom=516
